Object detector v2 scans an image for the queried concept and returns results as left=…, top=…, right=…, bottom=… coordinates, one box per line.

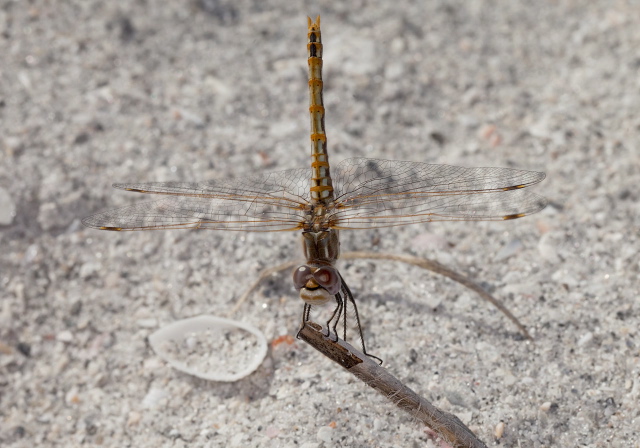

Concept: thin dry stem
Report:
left=298, top=322, right=488, bottom=448
left=341, top=251, right=532, bottom=340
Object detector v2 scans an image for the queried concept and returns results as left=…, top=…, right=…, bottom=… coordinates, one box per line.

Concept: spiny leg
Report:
left=296, top=303, right=313, bottom=339
left=326, top=293, right=343, bottom=341
left=339, top=272, right=383, bottom=365
left=342, top=289, right=348, bottom=341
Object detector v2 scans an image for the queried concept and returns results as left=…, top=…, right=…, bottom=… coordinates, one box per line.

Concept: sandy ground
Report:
left=1, top=1, right=639, bottom=447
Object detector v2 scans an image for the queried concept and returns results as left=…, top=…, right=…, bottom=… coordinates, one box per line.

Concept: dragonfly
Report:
left=83, top=16, right=547, bottom=362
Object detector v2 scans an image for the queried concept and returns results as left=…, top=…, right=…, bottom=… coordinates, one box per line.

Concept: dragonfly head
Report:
left=293, top=265, right=341, bottom=305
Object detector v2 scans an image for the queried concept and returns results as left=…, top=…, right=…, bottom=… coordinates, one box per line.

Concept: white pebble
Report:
left=539, top=402, right=552, bottom=412
left=57, top=330, right=73, bottom=343
left=142, top=387, right=168, bottom=409
left=577, top=332, right=593, bottom=347
left=494, top=239, right=523, bottom=262
left=317, top=426, right=334, bottom=443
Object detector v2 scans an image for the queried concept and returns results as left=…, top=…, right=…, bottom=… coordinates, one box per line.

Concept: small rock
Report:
left=16, top=342, right=31, bottom=357
left=384, top=61, right=405, bottom=80
left=539, top=401, right=552, bottom=412
left=494, top=239, right=523, bottom=262
left=577, top=332, right=593, bottom=347
left=37, top=202, right=58, bottom=231
left=142, top=387, right=168, bottom=409
left=65, top=387, right=80, bottom=404
left=495, top=421, right=505, bottom=439
left=538, top=232, right=561, bottom=263
left=143, top=357, right=164, bottom=371
left=317, top=426, right=334, bottom=443
left=456, top=411, right=473, bottom=425
left=24, top=245, right=39, bottom=264
left=265, top=426, right=279, bottom=438
left=529, top=115, right=552, bottom=139
left=79, top=262, right=101, bottom=279
left=57, top=330, right=74, bottom=343
left=503, top=374, right=517, bottom=387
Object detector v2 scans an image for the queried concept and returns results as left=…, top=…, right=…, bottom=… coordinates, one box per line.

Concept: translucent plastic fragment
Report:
left=149, top=315, right=268, bottom=382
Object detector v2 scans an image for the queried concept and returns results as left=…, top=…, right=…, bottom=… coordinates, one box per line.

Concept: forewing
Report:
left=82, top=167, right=311, bottom=231
left=330, top=158, right=547, bottom=229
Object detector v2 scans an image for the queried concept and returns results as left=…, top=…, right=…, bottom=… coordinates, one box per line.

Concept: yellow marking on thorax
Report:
left=307, top=16, right=334, bottom=204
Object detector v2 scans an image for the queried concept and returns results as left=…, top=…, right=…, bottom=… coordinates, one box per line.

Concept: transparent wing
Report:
left=330, top=158, right=547, bottom=229
left=82, top=168, right=312, bottom=231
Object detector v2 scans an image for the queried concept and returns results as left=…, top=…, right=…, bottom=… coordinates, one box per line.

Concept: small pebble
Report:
left=56, top=330, right=73, bottom=343
left=127, top=411, right=141, bottom=426
left=65, top=387, right=80, bottom=405
left=317, top=426, right=333, bottom=443
left=539, top=402, right=552, bottom=412
left=143, top=357, right=164, bottom=371
left=142, top=387, right=168, bottom=409
left=265, top=426, right=279, bottom=438
left=495, top=421, right=505, bottom=439
left=577, top=332, right=593, bottom=347
left=494, top=239, right=523, bottom=262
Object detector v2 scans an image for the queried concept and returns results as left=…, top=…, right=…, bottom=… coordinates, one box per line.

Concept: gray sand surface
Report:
left=1, top=1, right=638, bottom=447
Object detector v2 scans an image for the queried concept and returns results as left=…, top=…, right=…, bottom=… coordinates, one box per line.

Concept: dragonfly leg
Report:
left=304, top=303, right=312, bottom=322
left=296, top=303, right=313, bottom=339
left=342, top=290, right=348, bottom=341
left=326, top=294, right=343, bottom=341
left=339, top=273, right=383, bottom=365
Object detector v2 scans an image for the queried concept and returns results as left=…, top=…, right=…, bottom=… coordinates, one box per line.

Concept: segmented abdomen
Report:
left=307, top=16, right=334, bottom=204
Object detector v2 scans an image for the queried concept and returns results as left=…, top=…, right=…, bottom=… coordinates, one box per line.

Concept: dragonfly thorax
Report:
left=303, top=202, right=336, bottom=233
left=294, top=231, right=341, bottom=306
left=301, top=229, right=340, bottom=266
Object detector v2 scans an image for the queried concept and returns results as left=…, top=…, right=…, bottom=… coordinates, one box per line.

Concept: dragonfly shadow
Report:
left=359, top=289, right=527, bottom=342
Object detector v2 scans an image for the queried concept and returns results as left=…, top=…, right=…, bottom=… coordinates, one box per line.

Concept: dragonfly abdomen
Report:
left=308, top=16, right=334, bottom=204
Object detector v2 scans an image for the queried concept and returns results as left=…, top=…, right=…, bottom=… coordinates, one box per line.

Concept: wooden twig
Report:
left=298, top=322, right=488, bottom=448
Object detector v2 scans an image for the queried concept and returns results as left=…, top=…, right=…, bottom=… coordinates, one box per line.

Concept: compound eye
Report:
left=293, top=265, right=313, bottom=289
left=313, top=266, right=341, bottom=295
